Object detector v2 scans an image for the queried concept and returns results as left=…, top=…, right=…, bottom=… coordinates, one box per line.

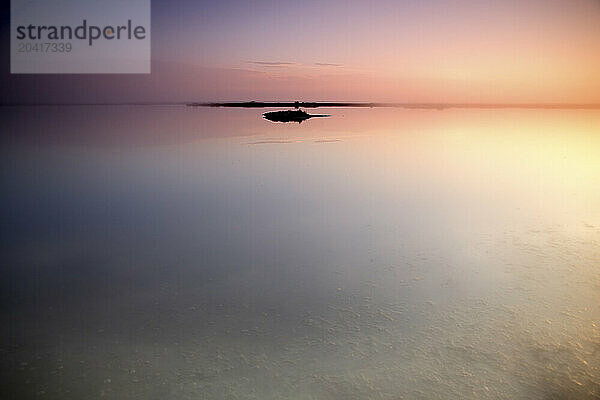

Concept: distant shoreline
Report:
left=2, top=101, right=600, bottom=109
left=191, top=101, right=600, bottom=110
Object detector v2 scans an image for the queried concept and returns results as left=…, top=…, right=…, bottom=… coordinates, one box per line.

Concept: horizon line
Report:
left=2, top=101, right=600, bottom=110
left=192, top=101, right=600, bottom=110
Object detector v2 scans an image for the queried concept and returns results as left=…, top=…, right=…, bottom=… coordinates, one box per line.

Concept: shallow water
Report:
left=1, top=107, right=599, bottom=399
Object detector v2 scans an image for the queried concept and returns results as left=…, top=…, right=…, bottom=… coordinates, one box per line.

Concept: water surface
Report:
left=1, top=106, right=599, bottom=399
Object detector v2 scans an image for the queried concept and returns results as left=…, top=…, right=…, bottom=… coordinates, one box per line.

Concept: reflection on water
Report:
left=1, top=107, right=599, bottom=399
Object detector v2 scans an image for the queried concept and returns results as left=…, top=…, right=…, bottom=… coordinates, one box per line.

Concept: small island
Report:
left=262, top=109, right=330, bottom=123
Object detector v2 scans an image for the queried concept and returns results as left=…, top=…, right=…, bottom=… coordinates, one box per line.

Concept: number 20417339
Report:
left=17, top=42, right=72, bottom=53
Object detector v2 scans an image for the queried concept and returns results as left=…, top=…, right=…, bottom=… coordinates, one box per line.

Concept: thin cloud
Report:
left=248, top=139, right=297, bottom=145
left=314, top=139, right=342, bottom=143
left=314, top=62, right=343, bottom=67
left=247, top=61, right=298, bottom=67
left=246, top=61, right=344, bottom=69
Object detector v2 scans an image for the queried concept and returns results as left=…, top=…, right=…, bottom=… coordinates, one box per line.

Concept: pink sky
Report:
left=3, top=0, right=600, bottom=103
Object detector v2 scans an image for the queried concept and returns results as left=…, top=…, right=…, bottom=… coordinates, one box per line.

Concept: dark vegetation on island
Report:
left=262, top=109, right=330, bottom=123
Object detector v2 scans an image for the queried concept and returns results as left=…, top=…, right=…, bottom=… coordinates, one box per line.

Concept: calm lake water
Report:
left=1, top=106, right=599, bottom=399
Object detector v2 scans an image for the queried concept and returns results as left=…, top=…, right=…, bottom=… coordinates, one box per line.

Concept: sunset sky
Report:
left=2, top=0, right=600, bottom=103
